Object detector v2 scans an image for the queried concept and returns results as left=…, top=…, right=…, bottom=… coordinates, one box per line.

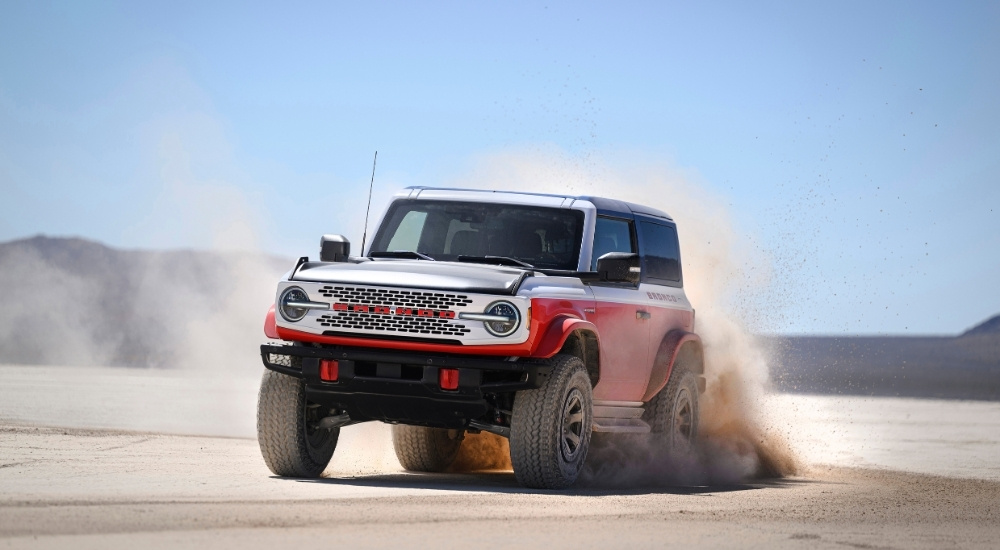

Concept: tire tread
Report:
left=510, top=354, right=592, bottom=489
left=643, top=364, right=699, bottom=453
left=256, top=369, right=337, bottom=477
left=392, top=425, right=462, bottom=472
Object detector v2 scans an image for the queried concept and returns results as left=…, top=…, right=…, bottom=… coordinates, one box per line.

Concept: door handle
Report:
left=636, top=310, right=651, bottom=320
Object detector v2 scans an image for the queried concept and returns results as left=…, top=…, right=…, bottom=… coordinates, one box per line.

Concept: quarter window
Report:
left=639, top=221, right=681, bottom=282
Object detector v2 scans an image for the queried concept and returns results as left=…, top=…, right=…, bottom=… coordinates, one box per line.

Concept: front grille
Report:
left=314, top=285, right=476, bottom=337
left=317, top=286, right=473, bottom=310
left=317, top=311, right=472, bottom=336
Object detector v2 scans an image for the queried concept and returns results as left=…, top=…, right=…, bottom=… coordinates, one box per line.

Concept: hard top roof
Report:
left=403, top=186, right=673, bottom=222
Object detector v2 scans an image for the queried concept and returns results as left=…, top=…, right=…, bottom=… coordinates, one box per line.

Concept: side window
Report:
left=639, top=221, right=681, bottom=282
left=591, top=217, right=635, bottom=270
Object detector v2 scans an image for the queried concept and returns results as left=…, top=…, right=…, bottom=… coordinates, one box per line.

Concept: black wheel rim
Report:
left=560, top=388, right=586, bottom=462
left=304, top=402, right=334, bottom=451
left=671, top=387, right=694, bottom=449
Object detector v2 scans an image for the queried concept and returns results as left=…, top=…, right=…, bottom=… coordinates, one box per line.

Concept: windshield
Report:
left=370, top=200, right=585, bottom=270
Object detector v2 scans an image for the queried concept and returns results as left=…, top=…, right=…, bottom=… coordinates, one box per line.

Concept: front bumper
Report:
left=260, top=343, right=548, bottom=429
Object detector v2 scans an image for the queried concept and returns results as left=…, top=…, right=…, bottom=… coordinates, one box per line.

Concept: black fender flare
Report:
left=642, top=329, right=703, bottom=402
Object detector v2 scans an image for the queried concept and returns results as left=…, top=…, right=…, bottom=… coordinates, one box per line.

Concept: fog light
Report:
left=320, top=359, right=339, bottom=382
left=439, top=368, right=459, bottom=390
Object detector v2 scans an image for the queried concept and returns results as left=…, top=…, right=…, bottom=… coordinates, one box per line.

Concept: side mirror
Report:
left=320, top=234, right=351, bottom=262
left=596, top=252, right=640, bottom=284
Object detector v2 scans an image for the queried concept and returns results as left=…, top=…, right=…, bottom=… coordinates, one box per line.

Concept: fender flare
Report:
left=533, top=315, right=600, bottom=360
left=642, top=329, right=703, bottom=402
left=264, top=305, right=279, bottom=339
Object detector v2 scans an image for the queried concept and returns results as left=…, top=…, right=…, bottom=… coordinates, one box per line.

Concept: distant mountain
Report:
left=963, top=314, right=1000, bottom=336
left=0, top=235, right=292, bottom=369
left=766, top=330, right=1000, bottom=401
left=3, top=235, right=998, bottom=400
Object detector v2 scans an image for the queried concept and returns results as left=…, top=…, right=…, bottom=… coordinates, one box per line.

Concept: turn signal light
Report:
left=439, top=368, right=459, bottom=390
left=319, top=359, right=339, bottom=382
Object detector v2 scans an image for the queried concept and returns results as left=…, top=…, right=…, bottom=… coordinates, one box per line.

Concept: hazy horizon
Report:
left=2, top=233, right=997, bottom=339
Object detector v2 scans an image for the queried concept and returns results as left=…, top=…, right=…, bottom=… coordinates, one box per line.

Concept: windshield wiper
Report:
left=368, top=251, right=435, bottom=261
left=457, top=255, right=534, bottom=268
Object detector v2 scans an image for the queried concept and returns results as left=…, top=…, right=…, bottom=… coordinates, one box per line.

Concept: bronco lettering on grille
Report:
left=331, top=302, right=457, bottom=319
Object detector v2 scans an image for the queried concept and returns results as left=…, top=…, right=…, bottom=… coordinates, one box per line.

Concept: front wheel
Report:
left=509, top=354, right=593, bottom=489
left=257, top=369, right=339, bottom=477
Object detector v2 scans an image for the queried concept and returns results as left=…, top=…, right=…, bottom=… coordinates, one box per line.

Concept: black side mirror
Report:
left=596, top=252, right=640, bottom=284
left=320, top=234, right=351, bottom=262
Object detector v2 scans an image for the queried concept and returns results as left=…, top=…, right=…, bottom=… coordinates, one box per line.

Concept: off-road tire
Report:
left=510, top=354, right=593, bottom=489
left=257, top=369, right=339, bottom=477
left=392, top=425, right=464, bottom=472
left=643, top=365, right=699, bottom=456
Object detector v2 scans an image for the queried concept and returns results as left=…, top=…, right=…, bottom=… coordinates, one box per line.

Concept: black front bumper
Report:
left=260, top=343, right=548, bottom=429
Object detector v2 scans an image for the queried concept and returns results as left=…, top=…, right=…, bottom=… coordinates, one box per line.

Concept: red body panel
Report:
left=640, top=305, right=695, bottom=397
left=590, top=301, right=649, bottom=401
left=264, top=305, right=278, bottom=339
left=529, top=297, right=597, bottom=358
left=274, top=325, right=537, bottom=356
left=641, top=329, right=701, bottom=401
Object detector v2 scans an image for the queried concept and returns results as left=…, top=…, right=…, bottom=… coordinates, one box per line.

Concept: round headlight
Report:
left=483, top=301, right=521, bottom=337
left=278, top=286, right=310, bottom=322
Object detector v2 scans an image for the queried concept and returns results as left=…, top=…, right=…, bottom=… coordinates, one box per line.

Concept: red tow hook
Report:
left=319, top=359, right=339, bottom=382
left=439, top=368, right=459, bottom=390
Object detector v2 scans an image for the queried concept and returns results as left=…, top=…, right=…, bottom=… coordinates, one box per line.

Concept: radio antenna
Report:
left=360, top=151, right=377, bottom=255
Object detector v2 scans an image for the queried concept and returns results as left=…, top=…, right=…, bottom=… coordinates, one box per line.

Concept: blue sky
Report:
left=1, top=1, right=998, bottom=335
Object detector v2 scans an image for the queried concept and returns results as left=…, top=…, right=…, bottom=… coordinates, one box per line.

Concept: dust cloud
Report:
left=0, top=238, right=285, bottom=374
left=0, top=125, right=288, bottom=376
left=451, top=148, right=800, bottom=483
left=450, top=432, right=513, bottom=472
left=0, top=131, right=291, bottom=437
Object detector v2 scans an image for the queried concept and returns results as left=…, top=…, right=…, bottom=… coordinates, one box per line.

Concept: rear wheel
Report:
left=257, top=369, right=339, bottom=477
left=509, top=354, right=593, bottom=489
left=392, top=425, right=464, bottom=472
left=643, top=365, right=699, bottom=455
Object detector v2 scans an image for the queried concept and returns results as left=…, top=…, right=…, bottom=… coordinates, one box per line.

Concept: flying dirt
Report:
left=448, top=150, right=799, bottom=483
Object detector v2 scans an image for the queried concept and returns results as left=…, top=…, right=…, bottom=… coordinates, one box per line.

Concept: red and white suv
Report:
left=257, top=187, right=704, bottom=489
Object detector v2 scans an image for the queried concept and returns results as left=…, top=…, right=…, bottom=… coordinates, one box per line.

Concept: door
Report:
left=588, top=216, right=651, bottom=401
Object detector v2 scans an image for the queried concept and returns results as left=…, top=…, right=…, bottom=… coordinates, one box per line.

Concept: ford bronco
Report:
left=257, top=187, right=704, bottom=489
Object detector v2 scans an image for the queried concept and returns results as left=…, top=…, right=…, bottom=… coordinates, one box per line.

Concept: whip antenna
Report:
left=360, top=151, right=377, bottom=255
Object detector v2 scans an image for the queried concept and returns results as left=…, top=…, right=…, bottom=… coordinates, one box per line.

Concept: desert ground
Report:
left=1, top=365, right=999, bottom=549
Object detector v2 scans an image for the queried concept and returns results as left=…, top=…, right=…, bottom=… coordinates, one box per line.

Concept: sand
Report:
left=1, top=365, right=999, bottom=549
